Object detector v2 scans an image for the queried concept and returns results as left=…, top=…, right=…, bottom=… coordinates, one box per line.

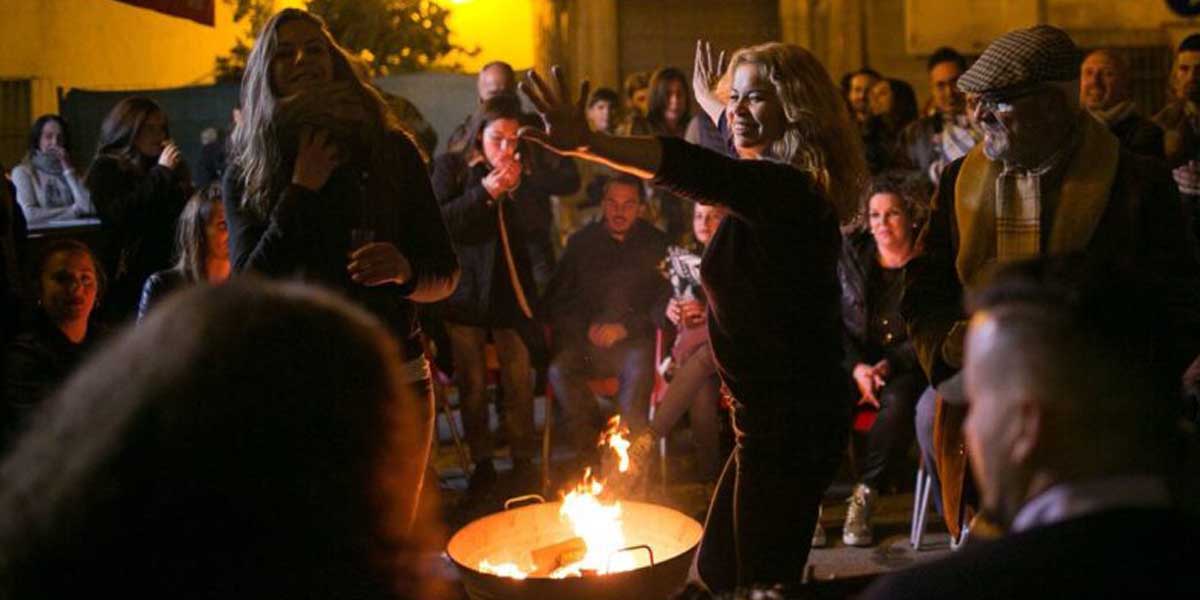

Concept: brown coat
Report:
left=903, top=117, right=1200, bottom=534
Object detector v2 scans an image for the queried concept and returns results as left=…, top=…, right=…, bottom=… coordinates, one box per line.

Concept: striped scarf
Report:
left=994, top=123, right=1080, bottom=260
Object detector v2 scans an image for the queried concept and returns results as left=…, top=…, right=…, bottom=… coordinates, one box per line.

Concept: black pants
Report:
left=693, top=407, right=848, bottom=591
left=859, top=370, right=925, bottom=491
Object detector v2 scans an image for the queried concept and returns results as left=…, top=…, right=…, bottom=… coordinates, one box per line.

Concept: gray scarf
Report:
left=28, top=152, right=73, bottom=208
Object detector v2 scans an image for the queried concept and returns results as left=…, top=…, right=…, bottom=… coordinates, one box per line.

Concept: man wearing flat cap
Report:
left=902, top=25, right=1200, bottom=541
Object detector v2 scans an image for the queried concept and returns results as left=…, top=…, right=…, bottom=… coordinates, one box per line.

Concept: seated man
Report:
left=863, top=257, right=1199, bottom=599
left=543, top=174, right=669, bottom=465
left=904, top=25, right=1200, bottom=537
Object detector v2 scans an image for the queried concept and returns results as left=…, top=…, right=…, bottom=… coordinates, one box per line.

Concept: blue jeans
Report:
left=914, top=385, right=943, bottom=514
left=547, top=337, right=655, bottom=454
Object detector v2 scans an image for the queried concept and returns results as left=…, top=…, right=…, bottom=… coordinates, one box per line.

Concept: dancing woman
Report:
left=520, top=42, right=865, bottom=591
left=223, top=8, right=459, bottom=531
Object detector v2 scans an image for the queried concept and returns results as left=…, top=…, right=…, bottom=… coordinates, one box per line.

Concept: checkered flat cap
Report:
left=958, top=25, right=1080, bottom=94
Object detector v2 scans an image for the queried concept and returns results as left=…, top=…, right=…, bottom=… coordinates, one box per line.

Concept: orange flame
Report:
left=600, top=415, right=631, bottom=473
left=479, top=559, right=533, bottom=579
left=549, top=468, right=635, bottom=578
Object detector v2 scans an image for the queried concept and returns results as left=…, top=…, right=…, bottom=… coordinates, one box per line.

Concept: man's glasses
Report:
left=966, top=85, right=1047, bottom=116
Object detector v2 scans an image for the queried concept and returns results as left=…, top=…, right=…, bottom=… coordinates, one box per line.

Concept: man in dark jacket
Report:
left=1081, top=49, right=1163, bottom=158
left=897, top=47, right=980, bottom=183
left=904, top=25, right=1200, bottom=538
left=543, top=174, right=669, bottom=462
left=1155, top=34, right=1200, bottom=251
left=866, top=257, right=1199, bottom=600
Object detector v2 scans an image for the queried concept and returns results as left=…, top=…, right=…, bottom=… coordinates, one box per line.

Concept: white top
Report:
left=1011, top=474, right=1171, bottom=533
left=11, top=162, right=95, bottom=225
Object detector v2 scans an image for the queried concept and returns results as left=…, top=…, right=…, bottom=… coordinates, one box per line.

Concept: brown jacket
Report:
left=903, top=116, right=1200, bottom=534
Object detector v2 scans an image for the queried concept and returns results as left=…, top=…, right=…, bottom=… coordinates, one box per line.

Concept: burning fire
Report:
left=478, top=418, right=638, bottom=579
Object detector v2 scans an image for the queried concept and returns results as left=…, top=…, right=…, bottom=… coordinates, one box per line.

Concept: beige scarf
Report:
left=953, top=111, right=1120, bottom=288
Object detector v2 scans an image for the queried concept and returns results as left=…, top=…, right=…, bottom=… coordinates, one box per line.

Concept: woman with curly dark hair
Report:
left=833, top=173, right=929, bottom=548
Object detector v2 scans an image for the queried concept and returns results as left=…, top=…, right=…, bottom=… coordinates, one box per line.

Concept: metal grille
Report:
left=0, top=80, right=32, bottom=170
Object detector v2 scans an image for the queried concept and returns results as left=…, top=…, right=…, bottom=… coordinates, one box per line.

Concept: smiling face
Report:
left=1080, top=51, right=1128, bottom=111
left=270, top=19, right=334, bottom=97
left=40, top=250, right=99, bottom=327
left=726, top=63, right=786, bottom=157
left=930, top=61, right=965, bottom=115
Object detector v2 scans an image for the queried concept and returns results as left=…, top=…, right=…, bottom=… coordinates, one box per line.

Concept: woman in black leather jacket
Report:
left=834, top=173, right=929, bottom=547
left=137, top=182, right=230, bottom=320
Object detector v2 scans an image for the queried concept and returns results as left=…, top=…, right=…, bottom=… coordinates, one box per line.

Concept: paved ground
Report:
left=423, top=395, right=952, bottom=597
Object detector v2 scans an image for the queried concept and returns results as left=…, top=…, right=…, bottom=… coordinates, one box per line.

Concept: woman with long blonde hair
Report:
left=222, top=8, right=459, bottom=530
left=520, top=40, right=865, bottom=591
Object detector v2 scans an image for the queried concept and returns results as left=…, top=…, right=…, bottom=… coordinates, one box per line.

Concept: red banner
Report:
left=113, top=0, right=215, bottom=27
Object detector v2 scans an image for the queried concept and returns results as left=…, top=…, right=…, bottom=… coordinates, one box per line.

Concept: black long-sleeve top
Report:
left=85, top=155, right=190, bottom=320
left=223, top=131, right=459, bottom=362
left=541, top=219, right=669, bottom=350
left=838, top=229, right=919, bottom=375
left=651, top=137, right=849, bottom=426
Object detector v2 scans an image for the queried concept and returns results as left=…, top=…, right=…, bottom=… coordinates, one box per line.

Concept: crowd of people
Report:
left=0, top=7, right=1198, bottom=598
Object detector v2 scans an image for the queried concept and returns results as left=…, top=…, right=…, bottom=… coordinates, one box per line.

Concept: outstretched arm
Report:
left=519, top=67, right=663, bottom=180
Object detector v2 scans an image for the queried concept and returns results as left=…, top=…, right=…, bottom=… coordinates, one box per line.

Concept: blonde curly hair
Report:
left=718, top=43, right=867, bottom=224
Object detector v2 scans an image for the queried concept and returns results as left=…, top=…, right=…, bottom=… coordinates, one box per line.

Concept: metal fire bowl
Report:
left=446, top=496, right=704, bottom=600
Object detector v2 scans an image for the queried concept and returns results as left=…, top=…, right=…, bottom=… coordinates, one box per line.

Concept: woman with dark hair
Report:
left=833, top=173, right=929, bottom=547
left=223, top=8, right=459, bottom=497
left=623, top=67, right=693, bottom=241
left=11, top=115, right=94, bottom=225
left=521, top=39, right=866, bottom=590
left=84, top=97, right=191, bottom=321
left=136, top=182, right=230, bottom=320
left=869, top=79, right=919, bottom=135
left=3, top=239, right=105, bottom=448
left=0, top=281, right=437, bottom=599
left=640, top=202, right=729, bottom=482
left=862, top=79, right=919, bottom=174
left=430, top=94, right=546, bottom=495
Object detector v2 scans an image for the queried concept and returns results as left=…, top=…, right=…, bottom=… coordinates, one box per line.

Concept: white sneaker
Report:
left=843, top=483, right=875, bottom=547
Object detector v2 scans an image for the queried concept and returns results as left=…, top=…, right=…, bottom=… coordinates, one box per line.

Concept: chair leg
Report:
left=910, top=464, right=926, bottom=547
left=658, top=437, right=668, bottom=495
left=440, top=397, right=473, bottom=477
left=912, top=470, right=933, bottom=550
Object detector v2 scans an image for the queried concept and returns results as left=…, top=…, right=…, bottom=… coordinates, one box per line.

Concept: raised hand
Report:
left=158, top=141, right=182, bottom=170
left=518, top=66, right=592, bottom=156
left=291, top=128, right=341, bottom=192
left=693, top=39, right=727, bottom=123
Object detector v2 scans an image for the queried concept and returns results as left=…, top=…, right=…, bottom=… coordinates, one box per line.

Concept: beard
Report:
left=981, top=124, right=1011, bottom=161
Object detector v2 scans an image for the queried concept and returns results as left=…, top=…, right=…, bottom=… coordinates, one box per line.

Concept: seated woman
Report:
left=642, top=203, right=728, bottom=482
left=0, top=281, right=436, bottom=599
left=137, top=182, right=230, bottom=320
left=3, top=240, right=105, bottom=448
left=10, top=115, right=95, bottom=225
left=834, top=173, right=929, bottom=547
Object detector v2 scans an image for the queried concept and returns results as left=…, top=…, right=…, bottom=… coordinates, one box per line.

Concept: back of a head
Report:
left=0, top=280, right=421, bottom=599
left=967, top=256, right=1180, bottom=471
